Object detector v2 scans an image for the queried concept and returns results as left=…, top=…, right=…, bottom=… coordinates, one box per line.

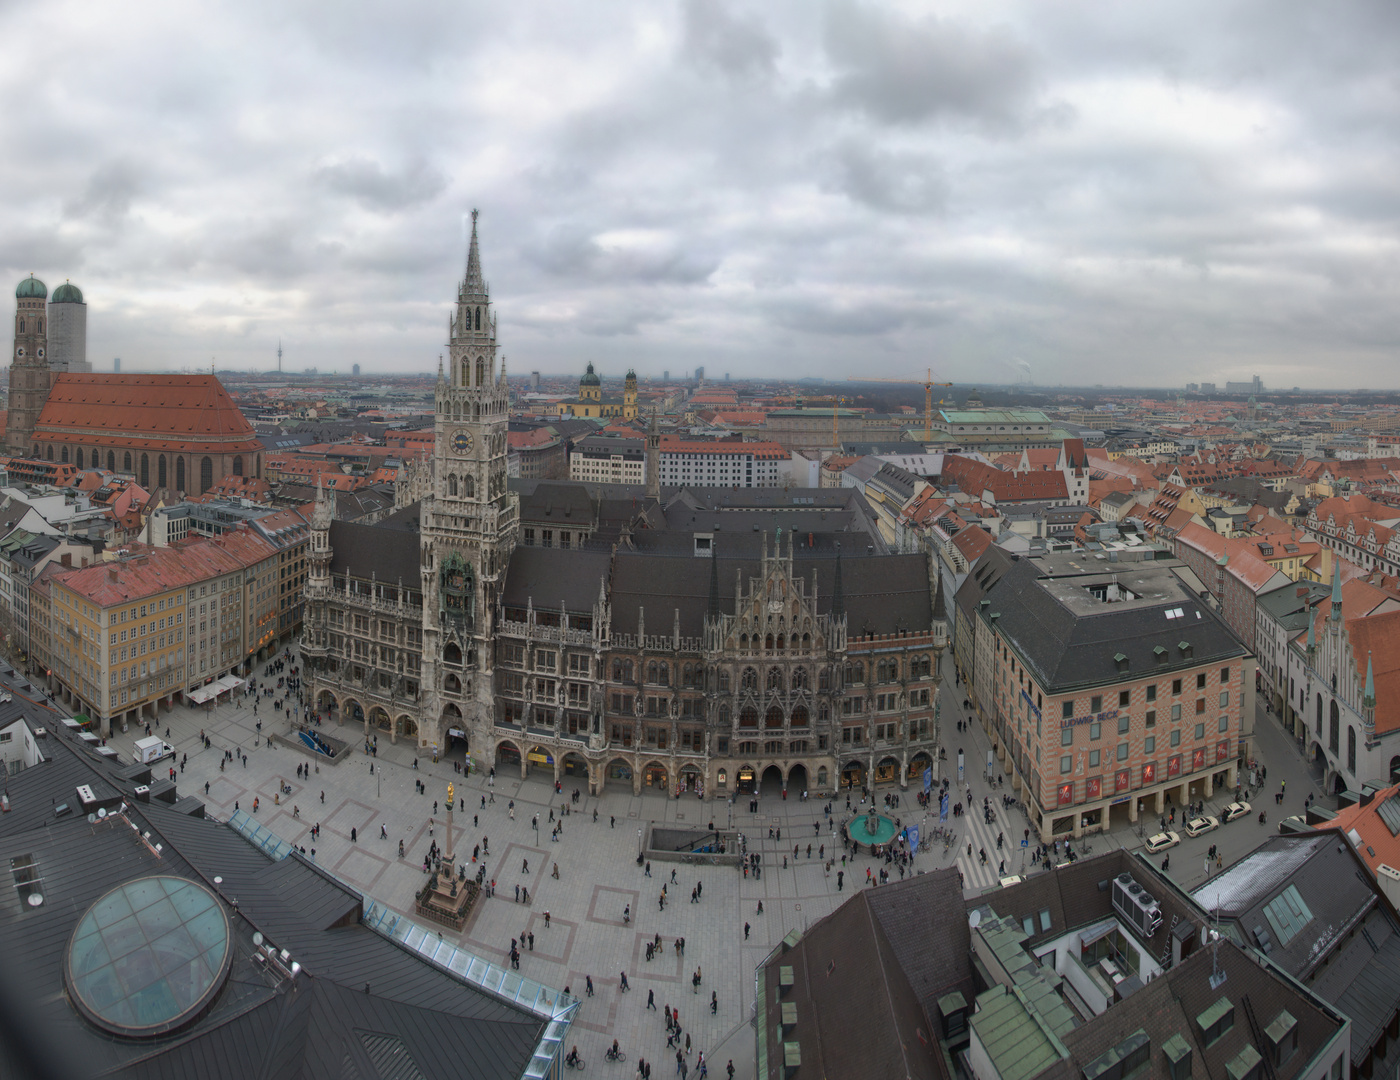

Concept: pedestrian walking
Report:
left=710, top=991, right=717, bottom=1014
left=620, top=971, right=630, bottom=992
left=648, top=988, right=657, bottom=1010
left=586, top=975, right=595, bottom=997
left=744, top=922, right=750, bottom=940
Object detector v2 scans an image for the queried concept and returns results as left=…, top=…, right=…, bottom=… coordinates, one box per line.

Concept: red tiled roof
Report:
left=54, top=529, right=278, bottom=607
left=952, top=525, right=993, bottom=563
left=35, top=374, right=262, bottom=453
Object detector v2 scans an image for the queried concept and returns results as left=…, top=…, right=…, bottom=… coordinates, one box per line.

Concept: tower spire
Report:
left=832, top=545, right=845, bottom=619
left=707, top=547, right=721, bottom=619
left=464, top=208, right=484, bottom=295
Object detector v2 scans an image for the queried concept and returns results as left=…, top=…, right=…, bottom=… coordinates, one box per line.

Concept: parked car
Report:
left=1221, top=801, right=1252, bottom=823
left=1145, top=831, right=1181, bottom=854
left=1185, top=815, right=1220, bottom=838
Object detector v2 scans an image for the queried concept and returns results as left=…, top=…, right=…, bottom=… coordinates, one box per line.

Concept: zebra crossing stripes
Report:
left=951, top=808, right=1029, bottom=892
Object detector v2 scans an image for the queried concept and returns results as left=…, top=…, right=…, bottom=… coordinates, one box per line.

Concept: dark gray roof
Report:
left=608, top=548, right=931, bottom=638
left=0, top=726, right=546, bottom=1080
left=328, top=519, right=420, bottom=585
left=953, top=544, right=1016, bottom=621
left=980, top=557, right=1247, bottom=692
left=866, top=867, right=974, bottom=1020
left=501, top=547, right=612, bottom=613
left=516, top=482, right=596, bottom=527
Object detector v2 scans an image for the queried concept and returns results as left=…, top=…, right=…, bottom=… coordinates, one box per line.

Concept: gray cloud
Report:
left=0, top=0, right=1393, bottom=385
left=822, top=1, right=1041, bottom=128
left=681, top=0, right=779, bottom=80
left=822, top=141, right=948, bottom=214
left=315, top=156, right=447, bottom=211
left=63, top=161, right=142, bottom=223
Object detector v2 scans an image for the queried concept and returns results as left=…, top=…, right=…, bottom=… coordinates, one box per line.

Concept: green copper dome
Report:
left=15, top=275, right=46, bottom=300
left=580, top=362, right=601, bottom=387
left=51, top=281, right=83, bottom=304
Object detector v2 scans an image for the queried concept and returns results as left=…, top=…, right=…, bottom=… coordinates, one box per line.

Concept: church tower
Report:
left=420, top=211, right=518, bottom=752
left=8, top=275, right=50, bottom=456
left=624, top=368, right=638, bottom=418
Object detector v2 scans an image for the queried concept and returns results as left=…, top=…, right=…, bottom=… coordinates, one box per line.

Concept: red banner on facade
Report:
left=1192, top=747, right=1206, bottom=771
left=1115, top=769, right=1130, bottom=793
left=1168, top=754, right=1182, bottom=777
left=1142, top=762, right=1156, bottom=785
left=1217, top=739, right=1230, bottom=763
left=1086, top=777, right=1101, bottom=800
left=1058, top=782, right=1074, bottom=807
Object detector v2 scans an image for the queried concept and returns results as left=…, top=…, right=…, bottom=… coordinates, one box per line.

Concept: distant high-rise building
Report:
left=531, top=370, right=541, bottom=390
left=352, top=363, right=361, bottom=376
left=725, top=372, right=730, bottom=381
left=48, top=280, right=89, bottom=373
left=1186, top=382, right=1199, bottom=392
left=113, top=357, right=120, bottom=373
left=695, top=365, right=705, bottom=385
left=663, top=370, right=669, bottom=382
left=1200, top=382, right=1215, bottom=394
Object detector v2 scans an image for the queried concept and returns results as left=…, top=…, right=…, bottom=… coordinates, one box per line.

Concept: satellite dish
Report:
left=252, top=932, right=264, bottom=947
left=96, top=808, right=106, bottom=819
left=87, top=813, right=97, bottom=824
left=27, top=893, right=43, bottom=907
left=969, top=910, right=982, bottom=929
left=213, top=876, right=223, bottom=885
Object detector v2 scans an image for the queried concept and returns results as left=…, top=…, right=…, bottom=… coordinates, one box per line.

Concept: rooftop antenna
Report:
left=1207, top=896, right=1226, bottom=989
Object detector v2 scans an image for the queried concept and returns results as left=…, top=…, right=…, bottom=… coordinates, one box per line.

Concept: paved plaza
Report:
left=40, top=641, right=1327, bottom=1075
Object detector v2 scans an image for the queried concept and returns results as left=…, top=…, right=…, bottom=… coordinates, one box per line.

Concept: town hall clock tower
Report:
left=420, top=211, right=518, bottom=754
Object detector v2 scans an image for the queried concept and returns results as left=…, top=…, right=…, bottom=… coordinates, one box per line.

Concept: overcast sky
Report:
left=1, top=1, right=1397, bottom=387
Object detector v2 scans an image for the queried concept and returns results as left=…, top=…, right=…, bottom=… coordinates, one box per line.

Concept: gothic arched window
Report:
left=123, top=452, right=132, bottom=473
left=107, top=451, right=115, bottom=472
left=476, top=357, right=485, bottom=385
left=140, top=454, right=149, bottom=487
left=465, top=474, right=475, bottom=498
left=233, top=456, right=244, bottom=477
left=158, top=455, right=167, bottom=488
left=475, top=306, right=481, bottom=330
left=176, top=457, right=185, bottom=491
left=74, top=448, right=82, bottom=468
left=448, top=474, right=458, bottom=497
left=61, top=445, right=69, bottom=463
left=200, top=456, right=213, bottom=493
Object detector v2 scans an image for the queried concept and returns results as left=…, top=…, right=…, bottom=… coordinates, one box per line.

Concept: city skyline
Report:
left=1, top=2, right=1397, bottom=385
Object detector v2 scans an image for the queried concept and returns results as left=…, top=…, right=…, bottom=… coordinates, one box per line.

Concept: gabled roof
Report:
left=35, top=374, right=262, bottom=454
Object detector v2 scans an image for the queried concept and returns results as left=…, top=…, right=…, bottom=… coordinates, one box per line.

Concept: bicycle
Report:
left=605, top=1048, right=627, bottom=1063
left=565, top=1055, right=586, bottom=1070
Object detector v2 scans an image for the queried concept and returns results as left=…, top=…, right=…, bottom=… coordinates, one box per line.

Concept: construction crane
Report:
left=848, top=368, right=953, bottom=440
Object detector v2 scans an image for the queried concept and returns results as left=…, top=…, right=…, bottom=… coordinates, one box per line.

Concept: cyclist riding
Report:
left=607, top=1040, right=623, bottom=1060
left=565, top=1046, right=580, bottom=1067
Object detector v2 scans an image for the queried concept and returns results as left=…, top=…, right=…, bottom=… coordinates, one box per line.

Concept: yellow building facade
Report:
left=560, top=363, right=638, bottom=419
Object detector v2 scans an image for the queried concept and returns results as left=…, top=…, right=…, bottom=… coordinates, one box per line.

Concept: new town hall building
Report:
left=301, top=216, right=947, bottom=797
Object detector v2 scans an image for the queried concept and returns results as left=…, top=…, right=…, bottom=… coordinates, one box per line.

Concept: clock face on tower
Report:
left=451, top=430, right=474, bottom=455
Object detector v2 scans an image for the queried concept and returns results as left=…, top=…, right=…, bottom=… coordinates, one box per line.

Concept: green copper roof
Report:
left=15, top=275, right=46, bottom=299
left=51, top=281, right=83, bottom=304
left=580, top=362, right=600, bottom=387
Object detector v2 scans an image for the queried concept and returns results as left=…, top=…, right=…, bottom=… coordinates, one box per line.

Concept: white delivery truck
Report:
left=132, top=736, right=175, bottom=765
